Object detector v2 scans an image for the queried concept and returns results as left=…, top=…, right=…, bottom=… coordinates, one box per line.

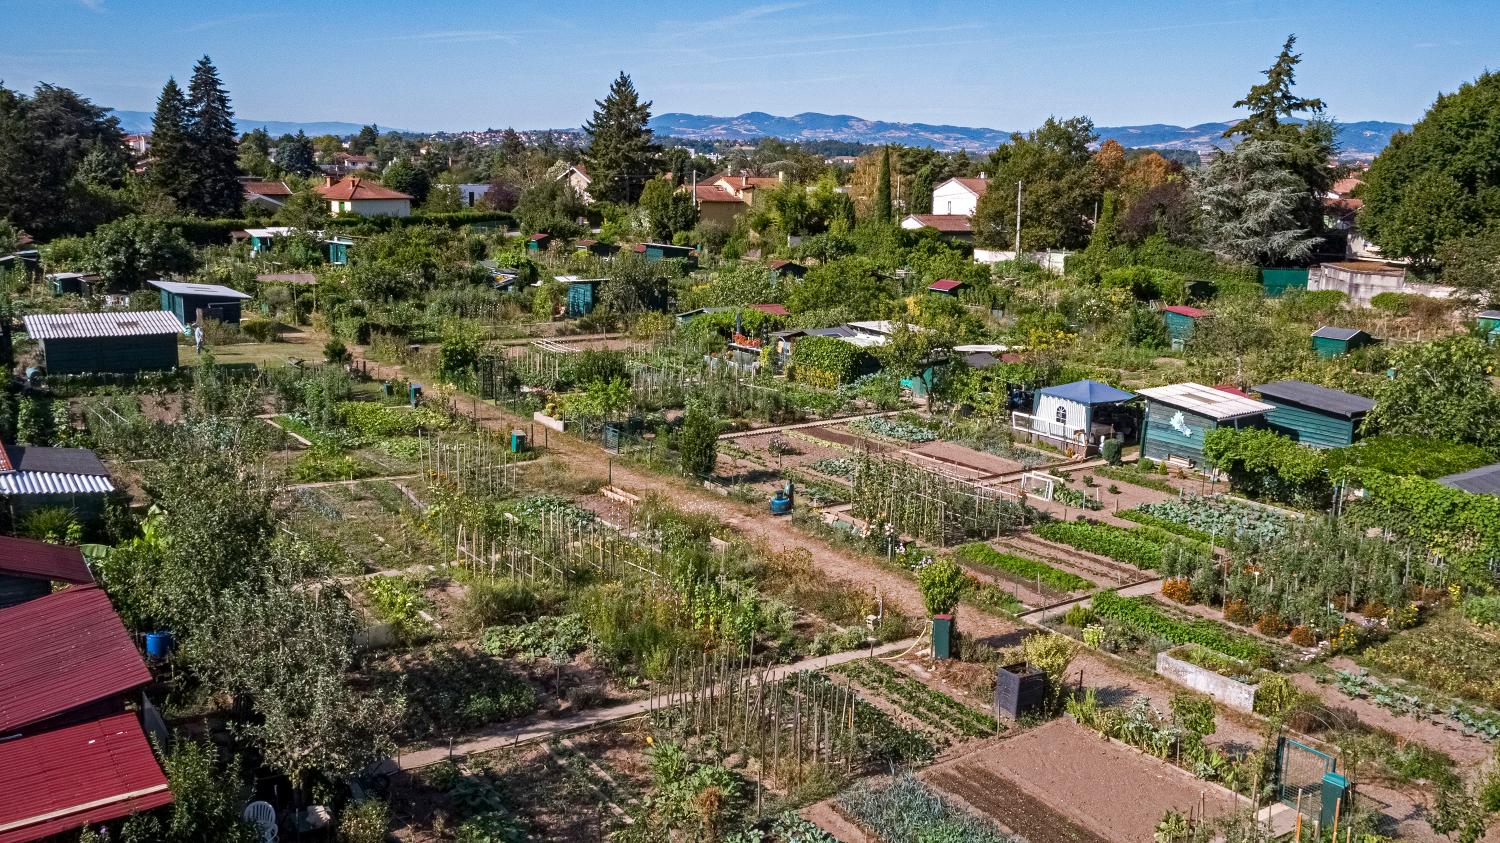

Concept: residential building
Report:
left=317, top=176, right=412, bottom=217
left=559, top=164, right=593, bottom=203
left=900, top=214, right=973, bottom=241
left=123, top=133, right=150, bottom=155
left=241, top=179, right=292, bottom=211
left=931, top=176, right=988, bottom=216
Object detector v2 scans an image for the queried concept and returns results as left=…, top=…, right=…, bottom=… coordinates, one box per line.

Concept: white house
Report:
left=930, top=176, right=988, bottom=217
left=316, top=176, right=412, bottom=218
left=559, top=164, right=593, bottom=204
left=458, top=183, right=490, bottom=207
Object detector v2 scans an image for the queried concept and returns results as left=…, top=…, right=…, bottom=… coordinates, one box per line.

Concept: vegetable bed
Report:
left=956, top=542, right=1095, bottom=593
left=1034, top=520, right=1169, bottom=571
left=1091, top=591, right=1269, bottom=664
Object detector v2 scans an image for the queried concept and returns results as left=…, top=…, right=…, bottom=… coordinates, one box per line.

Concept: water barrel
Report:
left=145, top=630, right=175, bottom=659
left=409, top=383, right=423, bottom=406
left=510, top=429, right=527, bottom=453
left=769, top=492, right=793, bottom=515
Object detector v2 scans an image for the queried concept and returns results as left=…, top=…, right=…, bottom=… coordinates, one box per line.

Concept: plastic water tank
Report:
left=144, top=630, right=174, bottom=659
left=769, top=492, right=793, bottom=515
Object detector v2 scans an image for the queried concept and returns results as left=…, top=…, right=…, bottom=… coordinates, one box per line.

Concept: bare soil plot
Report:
left=926, top=718, right=1246, bottom=843
left=800, top=423, right=896, bottom=453
left=901, top=440, right=1029, bottom=481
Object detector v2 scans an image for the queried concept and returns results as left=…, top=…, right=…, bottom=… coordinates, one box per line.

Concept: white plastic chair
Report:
left=243, top=801, right=277, bottom=843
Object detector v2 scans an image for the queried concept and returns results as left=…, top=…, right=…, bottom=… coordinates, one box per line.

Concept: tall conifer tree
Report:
left=875, top=146, right=893, bottom=224
left=148, top=78, right=193, bottom=208
left=186, top=55, right=242, bottom=216
left=583, top=72, right=659, bottom=204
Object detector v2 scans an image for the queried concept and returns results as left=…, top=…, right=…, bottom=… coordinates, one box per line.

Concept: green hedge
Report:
left=1034, top=520, right=1166, bottom=570
left=955, top=542, right=1094, bottom=592
left=1092, top=590, right=1267, bottom=663
left=789, top=334, right=870, bottom=387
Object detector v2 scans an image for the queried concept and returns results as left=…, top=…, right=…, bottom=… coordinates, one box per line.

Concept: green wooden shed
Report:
left=1252, top=380, right=1375, bottom=449
left=1260, top=267, right=1310, bottom=297
left=148, top=279, right=251, bottom=325
left=1137, top=382, right=1273, bottom=471
left=324, top=235, right=355, bottom=265
left=558, top=275, right=606, bottom=318
left=1161, top=305, right=1209, bottom=349
left=1311, top=326, right=1377, bottom=358
left=1477, top=310, right=1500, bottom=342
left=23, top=310, right=182, bottom=375
left=526, top=233, right=552, bottom=252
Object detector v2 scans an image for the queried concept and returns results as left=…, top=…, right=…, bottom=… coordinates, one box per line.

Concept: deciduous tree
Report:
left=972, top=117, right=1099, bottom=250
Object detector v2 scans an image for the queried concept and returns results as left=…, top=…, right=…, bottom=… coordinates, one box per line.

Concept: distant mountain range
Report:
left=648, top=112, right=1410, bottom=159
left=108, top=110, right=402, bottom=138
left=107, top=106, right=1409, bottom=160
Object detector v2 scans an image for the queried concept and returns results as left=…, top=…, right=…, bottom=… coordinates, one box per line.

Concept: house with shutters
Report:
left=902, top=175, right=988, bottom=240
left=241, top=179, right=293, bottom=211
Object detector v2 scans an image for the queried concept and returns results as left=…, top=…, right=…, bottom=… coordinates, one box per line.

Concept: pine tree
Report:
left=185, top=56, right=242, bottom=216
left=874, top=146, right=893, bottom=224
left=147, top=78, right=193, bottom=208
left=352, top=124, right=379, bottom=155
left=1224, top=35, right=1326, bottom=140
left=499, top=127, right=525, bottom=158
left=583, top=72, right=659, bottom=204
left=279, top=131, right=317, bottom=177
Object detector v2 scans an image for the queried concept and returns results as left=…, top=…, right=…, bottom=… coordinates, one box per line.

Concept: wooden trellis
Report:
left=852, top=455, right=1029, bottom=547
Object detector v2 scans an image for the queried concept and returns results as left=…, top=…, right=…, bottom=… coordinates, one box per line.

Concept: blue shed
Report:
left=1137, top=382, right=1273, bottom=471
left=1162, top=305, right=1209, bottom=349
left=244, top=226, right=295, bottom=257
left=639, top=242, right=696, bottom=264
left=558, top=275, right=606, bottom=317
left=323, top=235, right=355, bottom=266
left=526, top=233, right=552, bottom=252
left=1477, top=310, right=1500, bottom=343
left=148, top=279, right=251, bottom=325
left=1252, top=380, right=1375, bottom=449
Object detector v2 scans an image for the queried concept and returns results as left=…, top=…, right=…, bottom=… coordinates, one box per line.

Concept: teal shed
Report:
left=148, top=279, right=250, bottom=325
left=244, top=226, right=294, bottom=257
left=639, top=242, right=696, bottom=265
left=1312, top=326, right=1376, bottom=358
left=324, top=235, right=354, bottom=265
left=1253, top=380, right=1375, bottom=449
left=1260, top=267, right=1310, bottom=297
left=526, top=233, right=552, bottom=252
left=559, top=276, right=605, bottom=317
left=23, top=311, right=183, bottom=375
left=1478, top=310, right=1500, bottom=343
left=1137, top=382, right=1273, bottom=471
left=1161, top=305, right=1209, bottom=349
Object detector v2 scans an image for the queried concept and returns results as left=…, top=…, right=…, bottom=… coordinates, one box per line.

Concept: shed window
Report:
left=1055, top=405, right=1067, bottom=424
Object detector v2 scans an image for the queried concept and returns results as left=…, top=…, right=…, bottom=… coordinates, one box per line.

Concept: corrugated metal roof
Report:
left=147, top=279, right=250, bottom=300
left=1477, top=310, right=1500, bottom=320
left=1312, top=326, right=1367, bottom=341
left=0, top=586, right=152, bottom=733
left=23, top=311, right=183, bottom=340
left=0, top=471, right=115, bottom=495
left=1162, top=305, right=1209, bottom=318
left=1253, top=380, right=1376, bottom=419
left=928, top=279, right=964, bottom=292
left=0, top=713, right=172, bottom=843
left=1438, top=463, right=1500, bottom=496
left=1138, top=382, right=1275, bottom=421
left=0, top=535, right=92, bottom=585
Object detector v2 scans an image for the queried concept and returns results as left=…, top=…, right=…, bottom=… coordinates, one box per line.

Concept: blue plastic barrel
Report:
left=510, top=429, right=526, bottom=453
left=409, top=383, right=423, bottom=406
left=769, top=492, right=793, bottom=515
left=145, top=630, right=174, bottom=659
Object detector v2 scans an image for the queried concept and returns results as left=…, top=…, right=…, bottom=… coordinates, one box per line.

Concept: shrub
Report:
left=18, top=506, right=81, bottom=543
left=1101, top=438, right=1123, bottom=465
left=1223, top=598, right=1251, bottom=625
left=918, top=557, right=968, bottom=616
left=1289, top=624, right=1317, bottom=647
left=1462, top=595, right=1500, bottom=629
left=239, top=319, right=279, bottom=343
left=458, top=578, right=545, bottom=632
left=324, top=338, right=351, bottom=364
left=1062, top=604, right=1094, bottom=627
left=1161, top=577, right=1194, bottom=604
left=1256, top=611, right=1288, bottom=637
left=1253, top=673, right=1299, bottom=718
left=337, top=800, right=389, bottom=843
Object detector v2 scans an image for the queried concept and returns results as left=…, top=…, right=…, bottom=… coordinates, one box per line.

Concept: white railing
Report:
left=1010, top=411, right=1100, bottom=452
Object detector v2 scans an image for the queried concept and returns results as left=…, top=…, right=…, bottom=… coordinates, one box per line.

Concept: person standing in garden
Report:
left=193, top=323, right=204, bottom=353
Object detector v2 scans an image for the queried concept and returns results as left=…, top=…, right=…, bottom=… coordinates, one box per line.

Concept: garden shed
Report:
left=928, top=278, right=964, bottom=296
left=1260, top=267, right=1310, bottom=297
left=0, top=446, right=116, bottom=524
left=1437, top=462, right=1500, bottom=496
left=1252, top=379, right=1375, bottom=448
left=1015, top=379, right=1136, bottom=455
left=1137, top=382, right=1274, bottom=470
left=526, top=233, right=552, bottom=252
left=639, top=242, right=695, bottom=263
left=46, top=272, right=103, bottom=297
left=556, top=276, right=606, bottom=318
left=24, top=311, right=183, bottom=375
left=1311, top=326, right=1377, bottom=358
left=767, top=259, right=806, bottom=278
left=575, top=238, right=618, bottom=257
left=1161, top=305, right=1209, bottom=349
left=1478, top=310, right=1500, bottom=342
left=0, top=534, right=93, bottom=609
left=244, top=226, right=294, bottom=257
left=323, top=235, right=355, bottom=265
left=148, top=279, right=251, bottom=325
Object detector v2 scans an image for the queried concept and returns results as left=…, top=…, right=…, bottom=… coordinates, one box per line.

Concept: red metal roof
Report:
left=1213, top=384, right=1252, bottom=398
left=749, top=303, right=788, bottom=316
left=1162, top=305, right=1209, bottom=318
left=0, top=535, right=92, bottom=585
left=0, top=586, right=152, bottom=733
left=0, top=713, right=172, bottom=842
left=928, top=279, right=964, bottom=292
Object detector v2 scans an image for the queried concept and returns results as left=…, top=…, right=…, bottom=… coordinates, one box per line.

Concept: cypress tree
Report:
left=874, top=146, right=893, bottom=224
left=583, top=72, right=659, bottom=204
left=185, top=55, right=242, bottom=217
left=147, top=78, right=193, bottom=208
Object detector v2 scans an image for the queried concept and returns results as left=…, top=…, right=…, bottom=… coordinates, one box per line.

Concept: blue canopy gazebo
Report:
left=1017, top=379, right=1137, bottom=455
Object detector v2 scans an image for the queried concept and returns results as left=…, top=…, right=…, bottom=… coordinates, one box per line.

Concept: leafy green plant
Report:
left=850, top=415, right=938, bottom=443
left=1092, top=591, right=1269, bottom=663
left=955, top=542, right=1095, bottom=592
left=1035, top=520, right=1173, bottom=570
left=838, top=774, right=1016, bottom=843
left=917, top=557, right=967, bottom=615
left=479, top=614, right=593, bottom=663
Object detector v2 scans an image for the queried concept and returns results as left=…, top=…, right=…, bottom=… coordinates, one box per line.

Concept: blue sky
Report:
left=2, top=0, right=1494, bottom=131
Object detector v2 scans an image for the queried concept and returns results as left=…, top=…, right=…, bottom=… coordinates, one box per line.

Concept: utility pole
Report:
left=1014, top=180, right=1023, bottom=255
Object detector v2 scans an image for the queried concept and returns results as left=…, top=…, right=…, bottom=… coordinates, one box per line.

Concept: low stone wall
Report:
left=1155, top=650, right=1257, bottom=712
